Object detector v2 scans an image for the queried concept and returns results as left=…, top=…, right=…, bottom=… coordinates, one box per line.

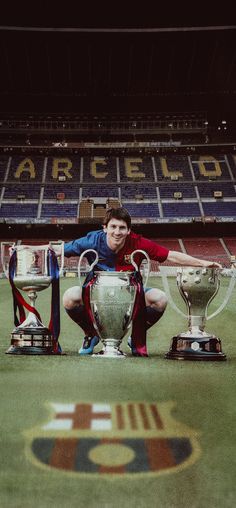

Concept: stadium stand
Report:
left=162, top=202, right=201, bottom=218
left=7, top=156, right=45, bottom=182
left=197, top=181, right=236, bottom=198
left=155, top=155, right=192, bottom=180
left=82, top=184, right=118, bottom=198
left=191, top=155, right=231, bottom=180
left=3, top=184, right=42, bottom=199
left=223, top=237, right=236, bottom=255
left=0, top=157, right=9, bottom=180
left=183, top=237, right=229, bottom=266
left=124, top=203, right=160, bottom=218
left=0, top=153, right=236, bottom=222
left=43, top=184, right=80, bottom=199
left=121, top=184, right=157, bottom=199
left=155, top=238, right=184, bottom=252
left=159, top=183, right=196, bottom=199
left=78, top=199, right=93, bottom=219
left=201, top=201, right=236, bottom=217
left=0, top=203, right=38, bottom=218
left=83, top=156, right=117, bottom=182
left=227, top=154, right=236, bottom=175
left=46, top=156, right=81, bottom=182
left=41, top=203, right=78, bottom=218
left=119, top=157, right=155, bottom=181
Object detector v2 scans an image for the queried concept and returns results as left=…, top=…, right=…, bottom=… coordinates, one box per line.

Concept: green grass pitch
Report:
left=0, top=275, right=236, bottom=508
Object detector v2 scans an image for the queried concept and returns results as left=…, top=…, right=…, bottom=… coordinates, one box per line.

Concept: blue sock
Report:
left=130, top=306, right=165, bottom=348
left=146, top=306, right=165, bottom=330
left=65, top=305, right=96, bottom=337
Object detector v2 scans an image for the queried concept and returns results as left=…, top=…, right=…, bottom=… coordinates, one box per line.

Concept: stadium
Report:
left=0, top=11, right=236, bottom=508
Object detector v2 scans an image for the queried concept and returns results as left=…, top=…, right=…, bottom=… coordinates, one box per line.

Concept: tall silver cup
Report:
left=78, top=249, right=150, bottom=358
left=165, top=267, right=226, bottom=361
left=1, top=241, right=64, bottom=355
left=90, top=271, right=136, bottom=357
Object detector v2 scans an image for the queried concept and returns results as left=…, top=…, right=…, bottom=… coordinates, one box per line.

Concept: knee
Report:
left=146, top=289, right=168, bottom=312
left=151, top=291, right=168, bottom=313
left=62, top=286, right=82, bottom=310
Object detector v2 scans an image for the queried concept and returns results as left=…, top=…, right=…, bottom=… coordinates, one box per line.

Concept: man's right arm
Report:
left=63, top=231, right=100, bottom=258
left=64, top=237, right=87, bottom=257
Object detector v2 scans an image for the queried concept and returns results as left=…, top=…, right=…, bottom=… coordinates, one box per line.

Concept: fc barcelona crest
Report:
left=25, top=401, right=201, bottom=476
left=124, top=254, right=132, bottom=264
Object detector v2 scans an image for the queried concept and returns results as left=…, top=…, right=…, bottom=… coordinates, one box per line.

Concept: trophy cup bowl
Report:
left=90, top=271, right=136, bottom=358
left=78, top=249, right=150, bottom=358
left=165, top=266, right=226, bottom=361
left=1, top=242, right=63, bottom=355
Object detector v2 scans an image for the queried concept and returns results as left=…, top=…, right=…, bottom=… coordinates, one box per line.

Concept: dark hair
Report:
left=103, top=207, right=131, bottom=229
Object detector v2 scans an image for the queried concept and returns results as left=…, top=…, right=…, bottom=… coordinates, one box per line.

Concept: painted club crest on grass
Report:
left=26, top=401, right=201, bottom=476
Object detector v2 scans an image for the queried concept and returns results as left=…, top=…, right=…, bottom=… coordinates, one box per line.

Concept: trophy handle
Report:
left=161, top=269, right=186, bottom=317
left=77, top=249, right=99, bottom=286
left=1, top=241, right=16, bottom=278
left=207, top=268, right=236, bottom=320
left=130, top=250, right=150, bottom=288
left=49, top=240, right=65, bottom=276
left=162, top=266, right=236, bottom=321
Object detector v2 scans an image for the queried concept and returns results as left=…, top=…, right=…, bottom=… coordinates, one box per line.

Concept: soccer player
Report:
left=63, top=207, right=222, bottom=355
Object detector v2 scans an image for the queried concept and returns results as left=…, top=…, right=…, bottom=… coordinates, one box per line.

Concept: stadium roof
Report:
left=0, top=8, right=236, bottom=119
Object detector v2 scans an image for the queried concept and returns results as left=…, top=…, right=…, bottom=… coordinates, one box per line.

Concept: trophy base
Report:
left=6, top=327, right=61, bottom=355
left=93, top=346, right=126, bottom=358
left=165, top=334, right=226, bottom=361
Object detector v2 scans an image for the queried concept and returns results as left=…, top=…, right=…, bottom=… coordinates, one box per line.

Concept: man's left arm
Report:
left=167, top=250, right=222, bottom=268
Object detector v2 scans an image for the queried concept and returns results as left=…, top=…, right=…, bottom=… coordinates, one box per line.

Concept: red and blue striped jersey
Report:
left=64, top=230, right=169, bottom=271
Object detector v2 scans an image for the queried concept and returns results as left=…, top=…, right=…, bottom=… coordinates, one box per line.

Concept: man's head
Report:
left=103, top=207, right=131, bottom=252
left=103, top=207, right=131, bottom=229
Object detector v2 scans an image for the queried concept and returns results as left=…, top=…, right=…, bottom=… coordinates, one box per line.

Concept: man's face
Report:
left=104, top=218, right=130, bottom=251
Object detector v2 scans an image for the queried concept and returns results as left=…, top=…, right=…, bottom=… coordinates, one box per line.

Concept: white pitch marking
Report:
left=92, top=403, right=111, bottom=413
left=91, top=419, right=112, bottom=431
left=42, top=419, right=73, bottom=430
left=51, top=403, right=75, bottom=413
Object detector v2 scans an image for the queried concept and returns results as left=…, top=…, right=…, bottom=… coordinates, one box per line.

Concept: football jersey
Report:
left=64, top=230, right=169, bottom=271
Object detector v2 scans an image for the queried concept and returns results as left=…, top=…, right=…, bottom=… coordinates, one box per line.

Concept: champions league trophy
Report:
left=1, top=241, right=64, bottom=355
left=78, top=249, right=150, bottom=358
left=163, top=266, right=235, bottom=361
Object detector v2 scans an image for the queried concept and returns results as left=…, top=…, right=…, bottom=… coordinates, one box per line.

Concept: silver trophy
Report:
left=78, top=249, right=150, bottom=358
left=163, top=266, right=235, bottom=361
left=1, top=241, right=64, bottom=355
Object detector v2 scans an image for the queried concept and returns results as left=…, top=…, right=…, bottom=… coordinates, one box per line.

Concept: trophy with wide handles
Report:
left=1, top=241, right=64, bottom=355
left=78, top=249, right=150, bottom=358
left=162, top=266, right=235, bottom=361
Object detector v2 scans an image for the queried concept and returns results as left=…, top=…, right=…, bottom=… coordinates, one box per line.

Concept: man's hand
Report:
left=204, top=261, right=222, bottom=269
